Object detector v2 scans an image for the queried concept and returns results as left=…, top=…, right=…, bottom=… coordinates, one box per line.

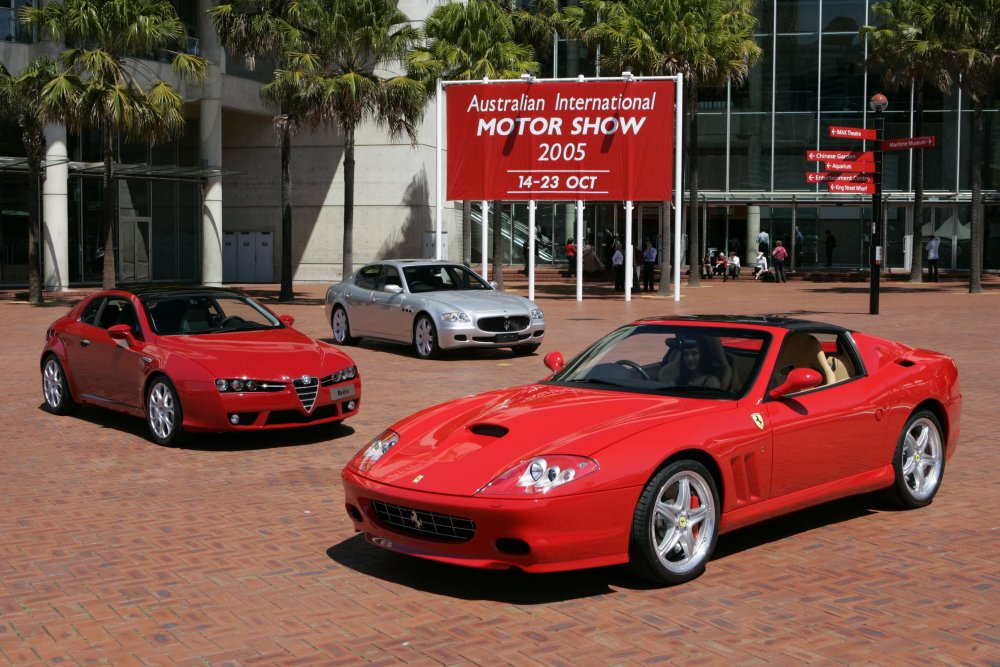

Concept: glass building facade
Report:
left=478, top=0, right=999, bottom=275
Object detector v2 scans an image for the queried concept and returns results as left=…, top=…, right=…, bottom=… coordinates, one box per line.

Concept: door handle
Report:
left=81, top=339, right=91, bottom=347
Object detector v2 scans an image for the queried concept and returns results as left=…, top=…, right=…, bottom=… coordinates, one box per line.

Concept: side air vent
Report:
left=470, top=423, right=509, bottom=438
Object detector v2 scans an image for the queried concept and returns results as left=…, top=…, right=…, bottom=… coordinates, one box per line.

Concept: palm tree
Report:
left=0, top=57, right=67, bottom=305
left=862, top=0, right=953, bottom=283
left=307, top=0, right=427, bottom=280
left=409, top=0, right=542, bottom=290
left=932, top=0, right=1000, bottom=294
left=566, top=0, right=761, bottom=288
left=212, top=0, right=315, bottom=301
left=23, top=0, right=207, bottom=290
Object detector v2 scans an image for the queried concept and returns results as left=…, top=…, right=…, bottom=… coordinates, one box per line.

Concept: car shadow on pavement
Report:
left=39, top=402, right=356, bottom=451
left=327, top=495, right=892, bottom=602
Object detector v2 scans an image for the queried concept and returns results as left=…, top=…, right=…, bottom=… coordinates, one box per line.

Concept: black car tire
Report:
left=146, top=376, right=185, bottom=447
left=331, top=306, right=359, bottom=346
left=413, top=315, right=440, bottom=360
left=629, top=460, right=720, bottom=585
left=885, top=410, right=945, bottom=509
left=41, top=355, right=79, bottom=415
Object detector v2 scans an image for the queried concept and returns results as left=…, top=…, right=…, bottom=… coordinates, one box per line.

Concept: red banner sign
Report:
left=806, top=150, right=874, bottom=162
left=446, top=80, right=675, bottom=201
left=882, top=135, right=937, bottom=151
left=807, top=172, right=874, bottom=183
left=829, top=125, right=876, bottom=141
left=828, top=181, right=876, bottom=194
left=824, top=160, right=876, bottom=173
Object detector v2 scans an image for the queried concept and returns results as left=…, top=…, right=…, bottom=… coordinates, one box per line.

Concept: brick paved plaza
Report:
left=1, top=276, right=998, bottom=665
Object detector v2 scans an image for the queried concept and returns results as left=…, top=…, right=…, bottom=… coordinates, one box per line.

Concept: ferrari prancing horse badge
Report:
left=751, top=413, right=765, bottom=430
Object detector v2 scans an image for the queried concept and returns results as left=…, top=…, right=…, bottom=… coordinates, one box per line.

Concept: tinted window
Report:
left=80, top=298, right=103, bottom=326
left=355, top=265, right=381, bottom=290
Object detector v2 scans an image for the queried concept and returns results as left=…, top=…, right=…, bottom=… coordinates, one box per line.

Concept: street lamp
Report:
left=869, top=93, right=888, bottom=315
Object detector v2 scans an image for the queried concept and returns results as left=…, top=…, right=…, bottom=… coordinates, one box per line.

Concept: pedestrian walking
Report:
left=926, top=234, right=941, bottom=282
left=771, top=239, right=788, bottom=282
left=642, top=240, right=657, bottom=291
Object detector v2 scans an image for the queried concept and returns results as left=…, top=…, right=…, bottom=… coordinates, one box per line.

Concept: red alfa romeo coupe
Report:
left=41, top=286, right=361, bottom=446
left=342, top=316, right=960, bottom=585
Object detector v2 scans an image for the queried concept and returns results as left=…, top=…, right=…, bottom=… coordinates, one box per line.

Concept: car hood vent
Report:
left=896, top=358, right=916, bottom=367
left=469, top=423, right=509, bottom=438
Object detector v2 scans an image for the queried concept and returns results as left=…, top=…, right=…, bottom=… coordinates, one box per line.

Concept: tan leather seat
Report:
left=826, top=354, right=853, bottom=383
left=773, top=332, right=836, bottom=387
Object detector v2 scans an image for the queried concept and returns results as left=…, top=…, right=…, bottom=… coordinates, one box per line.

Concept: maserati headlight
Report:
left=349, top=429, right=400, bottom=473
left=530, top=308, right=544, bottom=320
left=477, top=455, right=599, bottom=495
left=441, top=312, right=472, bottom=323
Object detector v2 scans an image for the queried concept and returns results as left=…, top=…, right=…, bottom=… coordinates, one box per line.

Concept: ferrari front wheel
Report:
left=886, top=410, right=944, bottom=509
left=146, top=376, right=184, bottom=447
left=42, top=355, right=78, bottom=415
left=630, top=460, right=719, bottom=585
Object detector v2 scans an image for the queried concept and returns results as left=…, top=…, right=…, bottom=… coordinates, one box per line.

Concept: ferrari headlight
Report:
left=441, top=312, right=472, bottom=323
left=530, top=308, right=544, bottom=320
left=350, top=429, right=400, bottom=473
left=478, top=455, right=599, bottom=495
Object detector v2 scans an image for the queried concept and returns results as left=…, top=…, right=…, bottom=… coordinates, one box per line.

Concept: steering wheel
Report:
left=615, top=359, right=650, bottom=380
left=220, top=316, right=245, bottom=328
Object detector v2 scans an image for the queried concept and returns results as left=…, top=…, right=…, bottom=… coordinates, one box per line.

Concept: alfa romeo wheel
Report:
left=42, top=355, right=78, bottom=415
left=331, top=306, right=359, bottom=345
left=886, top=410, right=945, bottom=509
left=630, top=460, right=719, bottom=585
left=146, top=376, right=184, bottom=447
left=413, top=315, right=439, bottom=360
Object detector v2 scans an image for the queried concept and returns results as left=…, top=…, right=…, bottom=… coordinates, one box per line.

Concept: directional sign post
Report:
left=883, top=135, right=936, bottom=151
left=869, top=95, right=887, bottom=315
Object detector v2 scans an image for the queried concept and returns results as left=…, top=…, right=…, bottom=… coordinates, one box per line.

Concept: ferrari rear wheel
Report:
left=413, top=315, right=439, bottom=360
left=886, top=410, right=944, bottom=509
left=331, top=306, right=359, bottom=345
left=42, top=355, right=78, bottom=415
left=630, top=460, right=719, bottom=585
left=146, top=376, right=184, bottom=447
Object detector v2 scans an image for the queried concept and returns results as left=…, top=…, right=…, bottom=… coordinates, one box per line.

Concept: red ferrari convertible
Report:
left=342, top=316, right=960, bottom=585
left=41, top=286, right=361, bottom=446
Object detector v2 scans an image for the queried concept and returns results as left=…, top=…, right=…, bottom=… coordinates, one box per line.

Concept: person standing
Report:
left=926, top=234, right=941, bottom=282
left=771, top=239, right=788, bottom=282
left=642, top=240, right=658, bottom=290
left=757, top=229, right=770, bottom=256
left=612, top=243, right=625, bottom=291
left=632, top=244, right=643, bottom=291
left=824, top=229, right=837, bottom=267
left=565, top=238, right=577, bottom=277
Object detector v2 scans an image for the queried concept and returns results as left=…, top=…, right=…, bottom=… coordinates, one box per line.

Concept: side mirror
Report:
left=769, top=367, right=822, bottom=399
left=543, top=351, right=564, bottom=372
left=488, top=281, right=499, bottom=289
left=383, top=284, right=403, bottom=294
left=108, top=324, right=134, bottom=346
left=279, top=314, right=295, bottom=327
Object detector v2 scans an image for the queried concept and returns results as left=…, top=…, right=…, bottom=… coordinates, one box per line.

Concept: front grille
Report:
left=369, top=500, right=476, bottom=543
left=292, top=376, right=319, bottom=411
left=266, top=404, right=340, bottom=425
left=478, top=316, right=529, bottom=333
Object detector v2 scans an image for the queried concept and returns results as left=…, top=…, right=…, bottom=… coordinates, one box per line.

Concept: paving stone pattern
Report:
left=1, top=277, right=998, bottom=666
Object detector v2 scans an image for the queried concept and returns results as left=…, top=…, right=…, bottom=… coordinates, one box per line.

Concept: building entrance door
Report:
left=119, top=216, right=151, bottom=282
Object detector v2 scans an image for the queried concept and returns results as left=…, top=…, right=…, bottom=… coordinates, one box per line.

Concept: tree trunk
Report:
left=909, top=81, right=925, bottom=282
left=491, top=199, right=504, bottom=290
left=279, top=122, right=294, bottom=301
left=24, top=127, right=44, bottom=305
left=101, top=122, right=116, bottom=289
left=343, top=125, right=356, bottom=280
left=462, top=200, right=472, bottom=266
left=969, top=101, right=983, bottom=294
left=687, top=86, right=700, bottom=287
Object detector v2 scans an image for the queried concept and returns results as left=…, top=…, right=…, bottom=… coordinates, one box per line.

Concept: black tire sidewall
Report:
left=629, top=459, right=720, bottom=586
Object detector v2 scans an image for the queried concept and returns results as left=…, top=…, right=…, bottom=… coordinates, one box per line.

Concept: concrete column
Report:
left=199, top=0, right=224, bottom=286
left=746, top=205, right=760, bottom=264
left=43, top=124, right=69, bottom=291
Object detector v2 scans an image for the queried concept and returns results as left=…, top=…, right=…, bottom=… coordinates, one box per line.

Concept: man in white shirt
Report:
left=612, top=243, right=625, bottom=291
left=723, top=251, right=741, bottom=281
left=926, top=234, right=941, bottom=282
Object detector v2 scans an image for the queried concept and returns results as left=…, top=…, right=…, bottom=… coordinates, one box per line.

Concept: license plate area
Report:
left=494, top=333, right=518, bottom=343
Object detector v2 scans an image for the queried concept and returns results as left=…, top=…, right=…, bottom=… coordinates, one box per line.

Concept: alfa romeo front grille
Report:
left=292, top=376, right=319, bottom=412
left=478, top=316, right=529, bottom=333
left=369, top=500, right=476, bottom=543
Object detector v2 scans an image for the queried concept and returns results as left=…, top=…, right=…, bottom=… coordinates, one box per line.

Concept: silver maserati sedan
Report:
left=324, top=260, right=545, bottom=359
